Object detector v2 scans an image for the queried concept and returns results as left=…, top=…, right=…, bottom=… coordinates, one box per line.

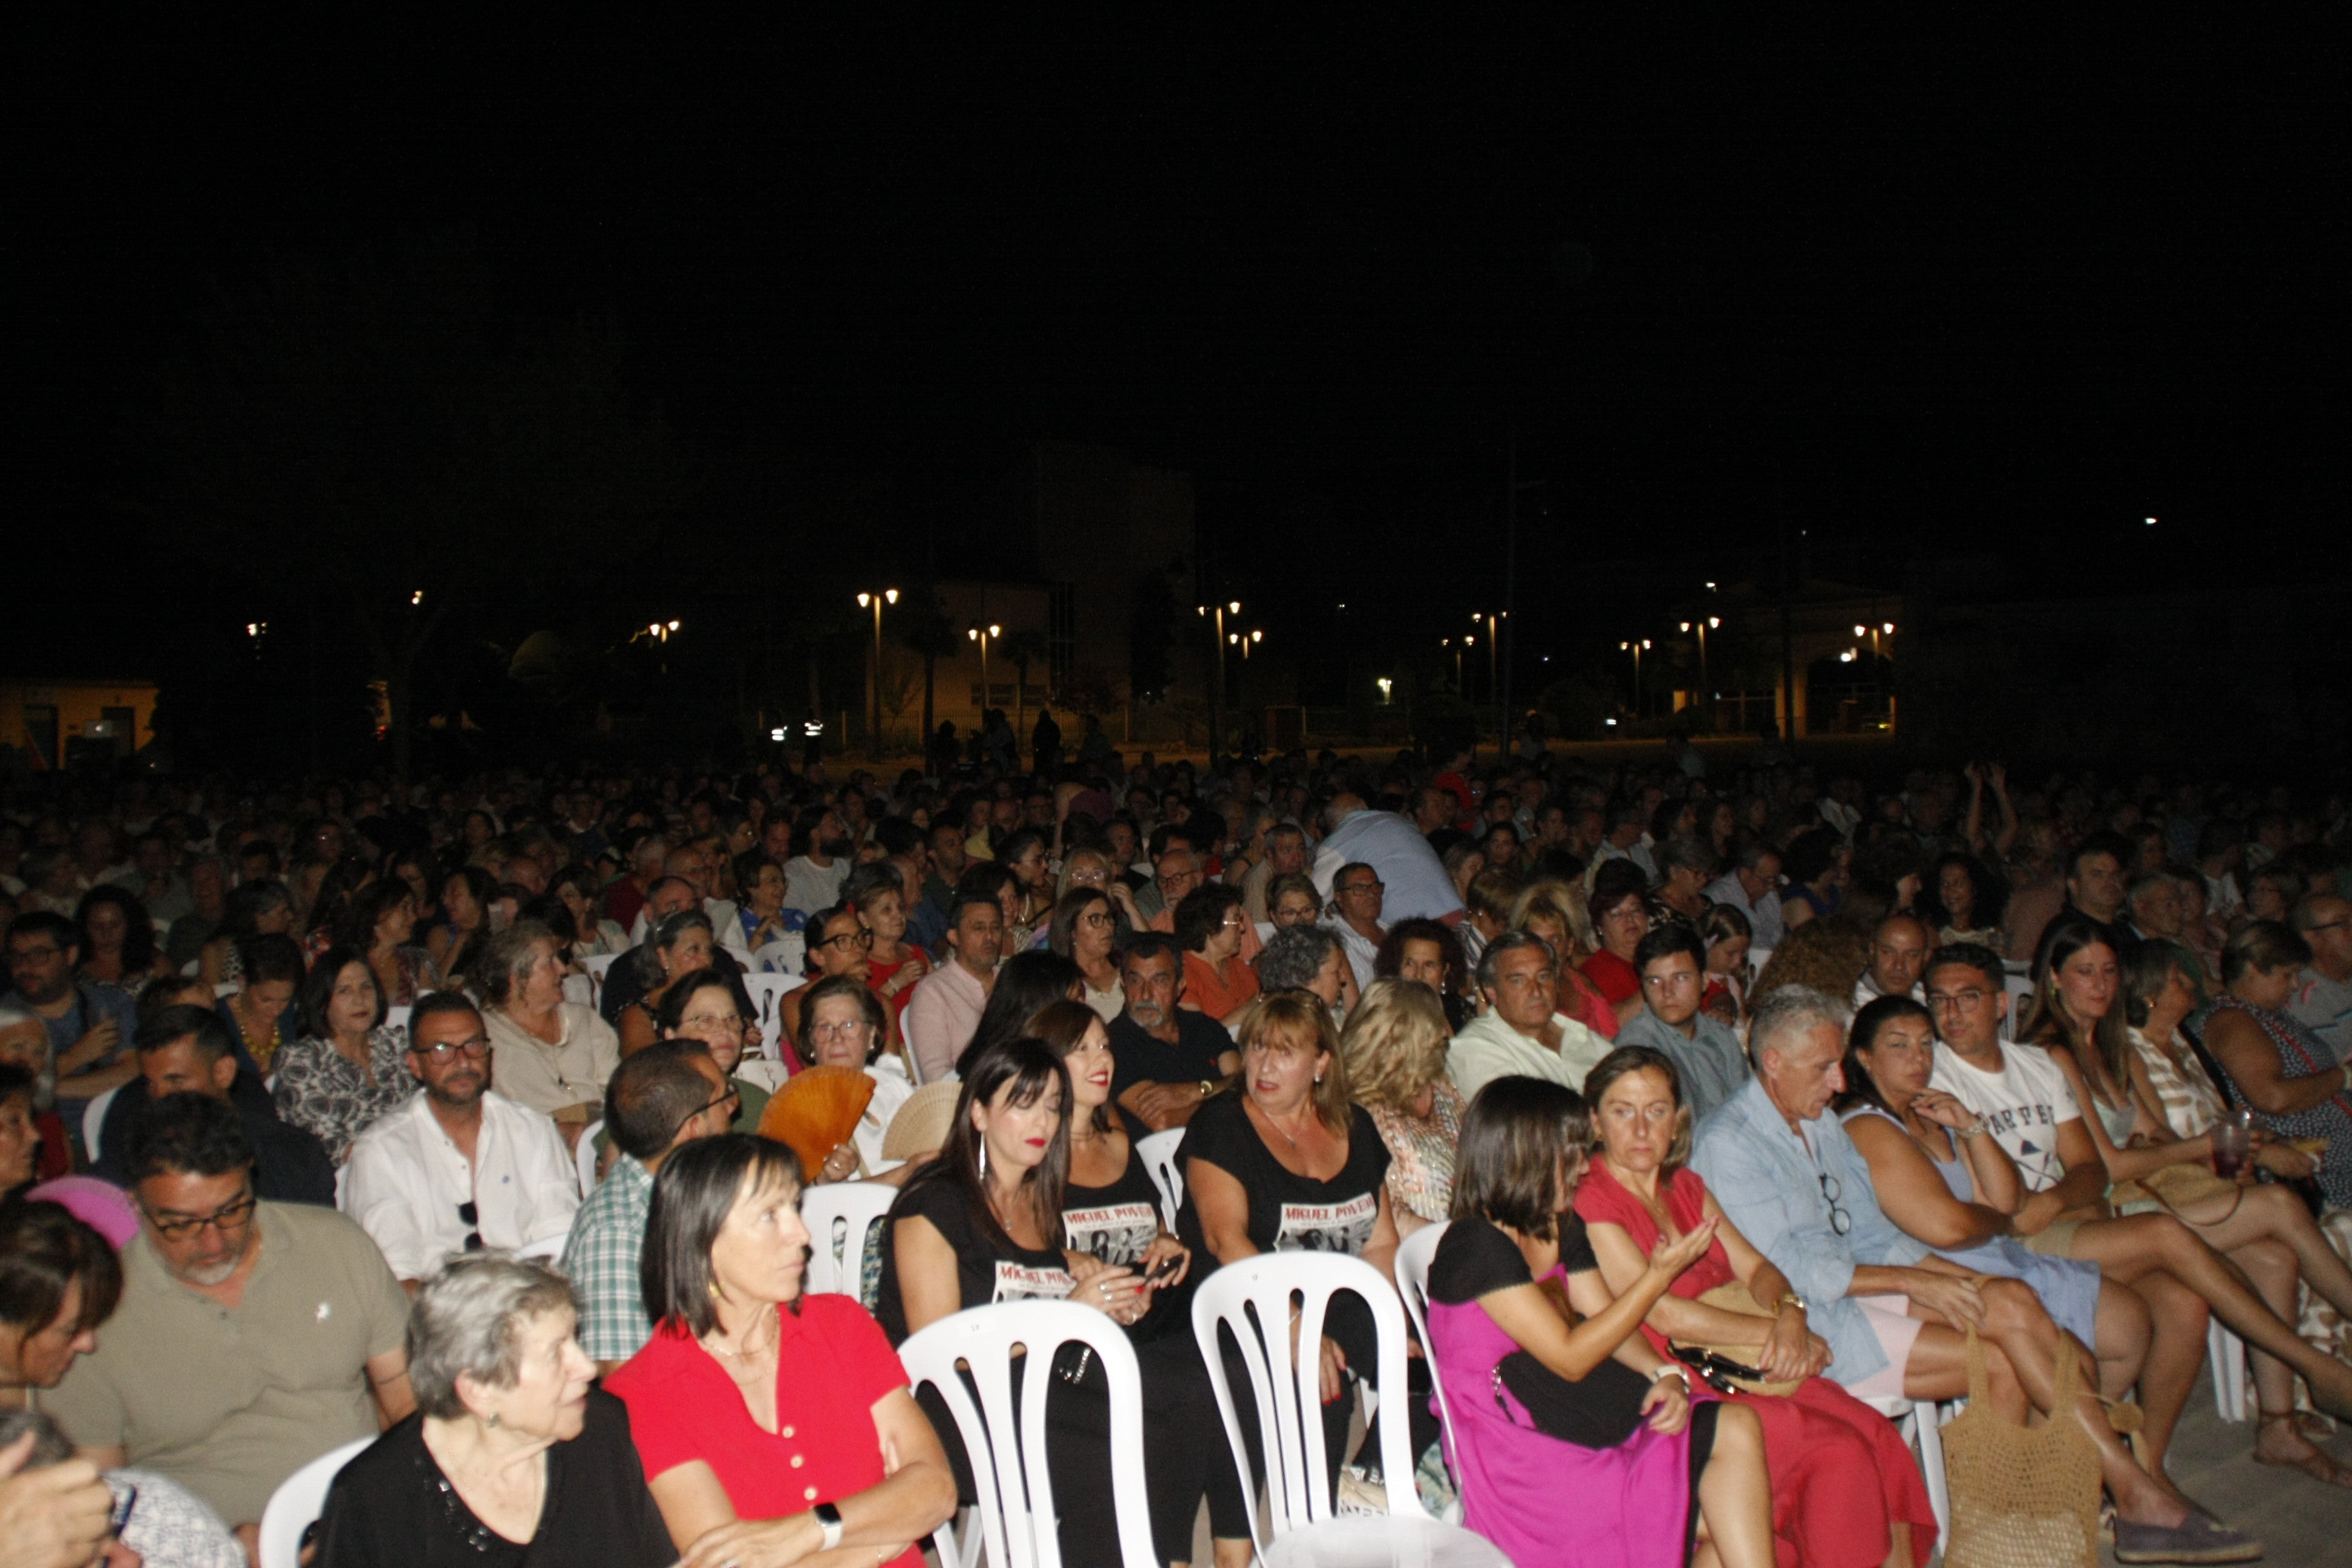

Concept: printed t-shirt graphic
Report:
left=1275, top=1192, right=1377, bottom=1254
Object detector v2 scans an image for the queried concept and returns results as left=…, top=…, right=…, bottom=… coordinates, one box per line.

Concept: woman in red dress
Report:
left=1575, top=1045, right=1938, bottom=1568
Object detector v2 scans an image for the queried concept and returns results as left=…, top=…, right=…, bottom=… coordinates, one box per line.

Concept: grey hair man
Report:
left=1446, top=929, right=1610, bottom=1102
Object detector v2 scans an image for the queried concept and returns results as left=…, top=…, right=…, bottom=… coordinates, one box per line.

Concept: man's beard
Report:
left=1128, top=1001, right=1166, bottom=1030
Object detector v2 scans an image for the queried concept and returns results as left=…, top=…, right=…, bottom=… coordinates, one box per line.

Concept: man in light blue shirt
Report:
left=1615, top=926, right=1750, bottom=1125
left=1690, top=987, right=2238, bottom=1559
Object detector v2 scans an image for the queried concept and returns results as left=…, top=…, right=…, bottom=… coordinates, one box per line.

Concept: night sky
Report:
left=10, top=16, right=2344, bottom=697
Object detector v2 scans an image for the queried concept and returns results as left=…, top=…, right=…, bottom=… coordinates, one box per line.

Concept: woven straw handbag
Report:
left=1939, top=1321, right=2108, bottom=1568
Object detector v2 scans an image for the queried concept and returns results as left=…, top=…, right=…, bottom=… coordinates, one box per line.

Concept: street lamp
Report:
left=1620, top=639, right=1650, bottom=714
left=1376, top=676, right=1393, bottom=705
left=1198, top=601, right=1241, bottom=764
left=967, top=622, right=1001, bottom=713
left=857, top=589, right=899, bottom=759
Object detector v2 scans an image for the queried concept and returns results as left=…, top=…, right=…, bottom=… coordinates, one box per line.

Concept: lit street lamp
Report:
left=967, top=622, right=1001, bottom=714
left=1619, top=639, right=1651, bottom=715
left=857, top=588, right=899, bottom=759
left=1197, top=600, right=1241, bottom=764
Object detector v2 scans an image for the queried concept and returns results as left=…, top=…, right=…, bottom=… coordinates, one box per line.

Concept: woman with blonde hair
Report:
left=1339, top=979, right=1466, bottom=1236
left=1509, top=879, right=1619, bottom=1039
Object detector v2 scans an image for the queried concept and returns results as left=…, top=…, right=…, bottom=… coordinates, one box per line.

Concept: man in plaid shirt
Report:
left=561, top=1040, right=737, bottom=1373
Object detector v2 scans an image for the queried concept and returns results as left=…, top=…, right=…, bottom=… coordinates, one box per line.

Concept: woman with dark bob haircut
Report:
left=874, top=1037, right=1157, bottom=1568
left=606, top=1135, right=956, bottom=1568
left=1424, top=1075, right=1773, bottom=1568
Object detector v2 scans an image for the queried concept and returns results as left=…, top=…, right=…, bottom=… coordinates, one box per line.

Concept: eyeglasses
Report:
left=807, top=1019, right=874, bottom=1042
left=694, top=1086, right=741, bottom=1118
left=679, top=1011, right=744, bottom=1033
left=458, top=1200, right=483, bottom=1252
left=413, top=1037, right=491, bottom=1062
left=143, top=1189, right=259, bottom=1242
left=817, top=929, right=875, bottom=950
left=1817, top=1171, right=1852, bottom=1236
left=1924, top=988, right=1989, bottom=1014
left=1080, top=912, right=1116, bottom=929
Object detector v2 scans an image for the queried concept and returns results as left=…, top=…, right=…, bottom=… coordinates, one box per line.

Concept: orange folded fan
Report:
left=758, top=1065, right=877, bottom=1180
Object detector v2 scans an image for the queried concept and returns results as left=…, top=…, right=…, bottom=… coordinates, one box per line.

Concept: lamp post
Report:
left=1473, top=611, right=1504, bottom=748
left=1198, top=600, right=1239, bottom=766
left=857, top=589, right=899, bottom=760
left=1619, top=638, right=1650, bottom=716
left=967, top=622, right=1001, bottom=719
left=1679, top=616, right=1721, bottom=727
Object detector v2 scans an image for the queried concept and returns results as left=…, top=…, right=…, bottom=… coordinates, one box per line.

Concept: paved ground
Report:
left=2096, top=1394, right=2352, bottom=1568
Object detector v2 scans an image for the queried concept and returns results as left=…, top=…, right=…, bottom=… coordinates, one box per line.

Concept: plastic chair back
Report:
left=581, top=953, right=619, bottom=1011
left=898, top=1301, right=1158, bottom=1568
left=800, top=1180, right=898, bottom=1298
left=257, top=1436, right=373, bottom=1568
left=385, top=1004, right=413, bottom=1042
left=82, top=1086, right=120, bottom=1163
left=577, top=1120, right=604, bottom=1193
left=512, top=1232, right=567, bottom=1263
left=1133, top=1128, right=1185, bottom=1230
left=1189, top=1250, right=1429, bottom=1545
left=1392, top=1220, right=1463, bottom=1517
left=741, top=972, right=805, bottom=1063
left=754, top=935, right=807, bottom=975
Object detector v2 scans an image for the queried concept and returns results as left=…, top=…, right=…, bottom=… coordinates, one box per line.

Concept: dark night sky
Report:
left=8, top=15, right=2345, bottom=683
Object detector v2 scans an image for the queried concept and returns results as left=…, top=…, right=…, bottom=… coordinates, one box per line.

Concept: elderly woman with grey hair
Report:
left=481, top=921, right=622, bottom=1142
left=313, top=1253, right=675, bottom=1566
left=1255, top=921, right=1357, bottom=1017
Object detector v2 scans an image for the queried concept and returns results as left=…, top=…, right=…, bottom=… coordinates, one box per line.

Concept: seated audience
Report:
left=426, top=865, right=498, bottom=988
left=1425, top=1074, right=1775, bottom=1568
left=653, top=967, right=768, bottom=1134
left=345, top=991, right=580, bottom=1289
left=1459, top=867, right=1522, bottom=972
left=1255, top=923, right=1357, bottom=1022
left=482, top=921, right=622, bottom=1146
left=1322, top=861, right=1387, bottom=996
left=1929, top=936, right=2352, bottom=1471
left=1264, top=870, right=1324, bottom=935
left=270, top=944, right=413, bottom=1163
left=1108, top=935, right=1241, bottom=1136
left=563, top=1041, right=736, bottom=1374
left=853, top=871, right=932, bottom=1032
left=1693, top=985, right=2257, bottom=1561
left=95, top=1005, right=335, bottom=1206
left=1616, top=926, right=1750, bottom=1125
left=615, top=908, right=719, bottom=1056
left=1176, top=883, right=1259, bottom=1022
left=5, top=910, right=142, bottom=1124
left=333, top=877, right=444, bottom=1007
left=1920, top=850, right=2005, bottom=949
left=1776, top=828, right=1846, bottom=932
left=1312, top=794, right=1465, bottom=924
left=220, top=932, right=305, bottom=1076
left=903, top=889, right=1005, bottom=1085
left=797, top=975, right=927, bottom=1186
left=1050, top=886, right=1126, bottom=1022
left=1178, top=991, right=1418, bottom=1497
left=1854, top=913, right=1930, bottom=1007
left=1703, top=838, right=1785, bottom=949
left=608, top=1135, right=955, bottom=1565
left=73, top=887, right=170, bottom=990
left=1, top=1402, right=244, bottom=1568
left=2200, top=920, right=2352, bottom=1212
left=1033, top=1002, right=1250, bottom=1567
left=315, top=1253, right=675, bottom=1566
left=1577, top=1046, right=1936, bottom=1568
left=1697, top=903, right=1753, bottom=1026
left=0, top=1009, right=69, bottom=1184
left=1339, top=979, right=1464, bottom=1235
left=1372, top=916, right=1472, bottom=1033
left=48, top=1094, right=415, bottom=1547
left=1579, top=861, right=1651, bottom=1028
left=1506, top=880, right=1620, bottom=1039
left=1446, top=930, right=1612, bottom=1102
left=779, top=901, right=883, bottom=1059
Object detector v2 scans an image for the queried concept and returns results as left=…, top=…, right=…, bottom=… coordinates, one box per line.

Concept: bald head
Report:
left=1868, top=913, right=1931, bottom=999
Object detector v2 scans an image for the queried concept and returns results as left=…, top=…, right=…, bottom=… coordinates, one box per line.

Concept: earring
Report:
left=485, top=1411, right=500, bottom=1428
left=977, top=1139, right=988, bottom=1182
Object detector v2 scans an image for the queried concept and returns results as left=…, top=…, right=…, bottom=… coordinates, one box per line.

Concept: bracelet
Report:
left=1956, top=1123, right=1986, bottom=1139
left=1650, top=1364, right=1691, bottom=1390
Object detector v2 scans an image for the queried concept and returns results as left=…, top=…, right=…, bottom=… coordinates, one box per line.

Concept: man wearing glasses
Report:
left=1322, top=861, right=1387, bottom=996
left=1922, top=943, right=2100, bottom=1214
left=46, top=1093, right=414, bottom=1555
left=344, top=991, right=580, bottom=1293
left=2286, top=893, right=2352, bottom=1058
left=1614, top=926, right=1749, bottom=1123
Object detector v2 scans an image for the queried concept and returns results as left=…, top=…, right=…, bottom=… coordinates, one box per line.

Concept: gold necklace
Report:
left=705, top=1304, right=779, bottom=1371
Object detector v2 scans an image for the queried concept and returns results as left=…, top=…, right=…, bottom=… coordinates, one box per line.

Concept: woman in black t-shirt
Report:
left=874, top=1036, right=1151, bottom=1568
left=1177, top=990, right=1417, bottom=1501
left=1034, top=999, right=1253, bottom=1567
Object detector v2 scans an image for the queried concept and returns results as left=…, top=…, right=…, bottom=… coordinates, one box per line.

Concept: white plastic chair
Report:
left=562, top=972, right=593, bottom=1007
left=1860, top=1393, right=1950, bottom=1549
left=577, top=1119, right=604, bottom=1193
left=1392, top=1222, right=1465, bottom=1524
left=256, top=1436, right=373, bottom=1568
left=82, top=1085, right=120, bottom=1163
left=512, top=1232, right=567, bottom=1263
left=734, top=1057, right=790, bottom=1094
left=1133, top=1128, right=1186, bottom=1230
left=581, top=953, right=619, bottom=1011
left=753, top=935, right=807, bottom=976
left=2003, top=969, right=2034, bottom=1022
left=2208, top=1321, right=2249, bottom=1422
left=1192, top=1252, right=1504, bottom=1568
left=385, top=1004, right=413, bottom=1041
left=800, top=1181, right=898, bottom=1298
left=898, top=1301, right=1158, bottom=1568
left=740, top=971, right=805, bottom=1063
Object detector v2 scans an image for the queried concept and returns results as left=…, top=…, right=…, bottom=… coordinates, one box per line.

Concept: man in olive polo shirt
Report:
left=48, top=1093, right=413, bottom=1557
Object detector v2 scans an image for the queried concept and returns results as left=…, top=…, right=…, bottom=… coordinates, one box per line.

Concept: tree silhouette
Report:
left=893, top=587, right=964, bottom=744
left=1001, top=628, right=1051, bottom=741
left=145, top=232, right=687, bottom=776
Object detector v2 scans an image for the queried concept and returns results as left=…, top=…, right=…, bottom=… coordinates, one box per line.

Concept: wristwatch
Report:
left=1775, top=1292, right=1807, bottom=1315
left=814, top=1501, right=844, bottom=1551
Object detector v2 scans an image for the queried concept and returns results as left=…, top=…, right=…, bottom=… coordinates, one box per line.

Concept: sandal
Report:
left=2253, top=1411, right=2352, bottom=1489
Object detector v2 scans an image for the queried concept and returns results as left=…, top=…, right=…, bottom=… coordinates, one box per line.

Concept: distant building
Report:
left=0, top=677, right=156, bottom=769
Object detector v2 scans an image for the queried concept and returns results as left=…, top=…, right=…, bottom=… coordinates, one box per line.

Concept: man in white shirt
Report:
left=1321, top=861, right=1387, bottom=996
left=1447, top=930, right=1612, bottom=1102
left=902, top=890, right=1002, bottom=1083
left=345, top=992, right=580, bottom=1290
left=783, top=805, right=854, bottom=917
left=1705, top=841, right=1786, bottom=949
left=1853, top=913, right=1930, bottom=1008
left=2287, top=894, right=2352, bottom=1060
left=1309, top=795, right=1463, bottom=925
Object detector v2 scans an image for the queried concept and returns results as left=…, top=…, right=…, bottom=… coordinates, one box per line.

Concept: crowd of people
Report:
left=4, top=740, right=2352, bottom=1566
